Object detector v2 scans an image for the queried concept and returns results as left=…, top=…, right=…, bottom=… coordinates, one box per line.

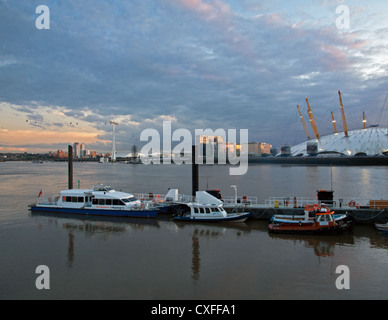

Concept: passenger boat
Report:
left=172, top=191, right=251, bottom=222
left=268, top=204, right=351, bottom=234
left=29, top=185, right=159, bottom=218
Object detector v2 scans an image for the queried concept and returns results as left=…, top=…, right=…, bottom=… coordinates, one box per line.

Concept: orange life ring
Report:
left=348, top=200, right=356, bottom=207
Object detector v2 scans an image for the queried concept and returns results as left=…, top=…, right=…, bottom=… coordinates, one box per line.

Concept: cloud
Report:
left=0, top=0, right=387, bottom=153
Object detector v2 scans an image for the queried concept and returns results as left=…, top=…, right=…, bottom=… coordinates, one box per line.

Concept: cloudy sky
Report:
left=0, top=0, right=387, bottom=154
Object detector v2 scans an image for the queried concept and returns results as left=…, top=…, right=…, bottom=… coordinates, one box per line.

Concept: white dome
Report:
left=290, top=127, right=388, bottom=156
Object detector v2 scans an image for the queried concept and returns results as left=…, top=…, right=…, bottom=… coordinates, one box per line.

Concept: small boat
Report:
left=172, top=191, right=251, bottom=222
left=268, top=204, right=351, bottom=234
left=29, top=184, right=159, bottom=218
left=375, top=222, right=388, bottom=234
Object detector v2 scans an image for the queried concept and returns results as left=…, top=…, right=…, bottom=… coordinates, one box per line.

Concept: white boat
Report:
left=375, top=222, right=388, bottom=234
left=172, top=191, right=251, bottom=222
left=29, top=184, right=159, bottom=218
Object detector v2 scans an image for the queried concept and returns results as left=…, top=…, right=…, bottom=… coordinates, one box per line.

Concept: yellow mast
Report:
left=305, top=97, right=320, bottom=139
left=331, top=111, right=338, bottom=134
left=338, top=90, right=349, bottom=137
left=297, top=105, right=311, bottom=140
left=363, top=111, right=366, bottom=129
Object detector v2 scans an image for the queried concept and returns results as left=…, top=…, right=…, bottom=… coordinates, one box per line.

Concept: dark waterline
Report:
left=1, top=161, right=388, bottom=299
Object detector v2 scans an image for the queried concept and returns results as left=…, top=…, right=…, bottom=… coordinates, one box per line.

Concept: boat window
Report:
left=92, top=198, right=98, bottom=205
left=113, top=199, right=120, bottom=206
left=65, top=196, right=71, bottom=202
left=106, top=199, right=112, bottom=205
left=71, top=197, right=78, bottom=203
left=78, top=197, right=84, bottom=203
left=98, top=199, right=105, bottom=205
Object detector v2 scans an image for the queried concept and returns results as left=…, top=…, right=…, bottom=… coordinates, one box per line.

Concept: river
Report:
left=0, top=161, right=388, bottom=300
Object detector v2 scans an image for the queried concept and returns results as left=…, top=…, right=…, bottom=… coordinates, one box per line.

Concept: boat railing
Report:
left=265, top=197, right=372, bottom=209
left=134, top=193, right=196, bottom=203
left=222, top=196, right=258, bottom=206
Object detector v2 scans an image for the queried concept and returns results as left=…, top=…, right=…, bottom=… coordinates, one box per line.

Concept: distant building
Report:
left=247, top=142, right=273, bottom=157
left=73, top=142, right=80, bottom=158
left=195, top=135, right=226, bottom=160
left=57, top=149, right=67, bottom=159
left=80, top=143, right=85, bottom=158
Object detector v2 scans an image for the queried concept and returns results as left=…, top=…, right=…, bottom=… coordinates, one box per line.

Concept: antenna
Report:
left=109, top=121, right=119, bottom=161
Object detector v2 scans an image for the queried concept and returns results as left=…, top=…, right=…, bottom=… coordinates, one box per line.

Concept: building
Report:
left=247, top=142, right=273, bottom=157
left=73, top=142, right=80, bottom=158
left=290, top=127, right=388, bottom=156
left=80, top=143, right=85, bottom=158
left=195, top=135, right=226, bottom=160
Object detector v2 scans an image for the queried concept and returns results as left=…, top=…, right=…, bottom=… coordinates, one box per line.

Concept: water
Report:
left=1, top=161, right=388, bottom=300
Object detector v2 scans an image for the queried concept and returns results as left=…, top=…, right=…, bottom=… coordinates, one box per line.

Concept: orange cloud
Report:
left=176, top=0, right=230, bottom=20
left=0, top=129, right=108, bottom=148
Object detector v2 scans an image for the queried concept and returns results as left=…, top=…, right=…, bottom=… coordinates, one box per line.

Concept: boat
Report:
left=268, top=204, right=351, bottom=234
left=29, top=184, right=159, bottom=218
left=375, top=222, right=388, bottom=234
left=271, top=203, right=349, bottom=224
left=172, top=191, right=251, bottom=222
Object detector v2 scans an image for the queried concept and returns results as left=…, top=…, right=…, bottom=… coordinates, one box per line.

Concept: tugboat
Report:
left=29, top=184, right=159, bottom=218
left=268, top=204, right=351, bottom=234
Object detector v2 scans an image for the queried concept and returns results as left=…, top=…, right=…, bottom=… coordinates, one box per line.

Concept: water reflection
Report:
left=268, top=233, right=355, bottom=257
left=174, top=221, right=254, bottom=281
left=31, top=211, right=160, bottom=267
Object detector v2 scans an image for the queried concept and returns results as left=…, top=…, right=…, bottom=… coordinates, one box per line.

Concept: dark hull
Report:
left=268, top=221, right=352, bottom=235
left=30, top=205, right=159, bottom=218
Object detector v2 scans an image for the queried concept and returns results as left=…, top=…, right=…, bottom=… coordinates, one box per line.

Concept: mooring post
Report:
left=192, top=145, right=199, bottom=197
left=68, top=145, right=73, bottom=189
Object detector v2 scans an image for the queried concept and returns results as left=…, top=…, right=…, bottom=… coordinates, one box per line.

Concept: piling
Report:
left=192, top=145, right=199, bottom=197
left=68, top=145, right=73, bottom=189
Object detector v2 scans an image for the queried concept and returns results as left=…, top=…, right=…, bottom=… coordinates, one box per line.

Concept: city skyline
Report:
left=0, top=1, right=387, bottom=153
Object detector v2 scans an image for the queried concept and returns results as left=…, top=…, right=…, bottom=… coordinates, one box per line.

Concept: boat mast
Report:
left=305, top=97, right=320, bottom=139
left=297, top=105, right=311, bottom=140
left=338, top=90, right=349, bottom=137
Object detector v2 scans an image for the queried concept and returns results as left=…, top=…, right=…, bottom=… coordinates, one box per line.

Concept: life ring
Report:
left=348, top=200, right=356, bottom=207
left=356, top=203, right=360, bottom=209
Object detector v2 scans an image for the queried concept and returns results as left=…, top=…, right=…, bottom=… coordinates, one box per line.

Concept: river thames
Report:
left=1, top=161, right=388, bottom=300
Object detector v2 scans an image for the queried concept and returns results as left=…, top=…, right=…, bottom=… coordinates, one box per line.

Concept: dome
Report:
left=290, top=127, right=388, bottom=156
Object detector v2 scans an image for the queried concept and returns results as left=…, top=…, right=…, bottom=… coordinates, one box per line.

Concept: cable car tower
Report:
left=110, top=121, right=119, bottom=161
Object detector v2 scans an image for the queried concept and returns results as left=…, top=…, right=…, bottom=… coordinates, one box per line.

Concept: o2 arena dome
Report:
left=290, top=127, right=388, bottom=157
left=281, top=91, right=388, bottom=157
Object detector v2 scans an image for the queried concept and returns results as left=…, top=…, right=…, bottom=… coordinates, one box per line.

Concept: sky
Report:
left=0, top=0, right=387, bottom=154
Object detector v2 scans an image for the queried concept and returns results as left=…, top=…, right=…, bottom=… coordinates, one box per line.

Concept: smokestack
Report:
left=68, top=145, right=73, bottom=189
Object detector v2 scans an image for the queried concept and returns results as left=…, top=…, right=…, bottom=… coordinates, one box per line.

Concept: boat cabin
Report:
left=57, top=185, right=140, bottom=209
